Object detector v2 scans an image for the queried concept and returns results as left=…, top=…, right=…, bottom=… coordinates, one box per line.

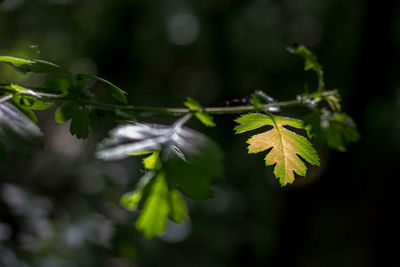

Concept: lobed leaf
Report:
left=235, top=113, right=320, bottom=186
left=55, top=102, right=79, bottom=123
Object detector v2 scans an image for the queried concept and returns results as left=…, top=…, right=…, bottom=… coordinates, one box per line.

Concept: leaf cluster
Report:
left=0, top=45, right=359, bottom=238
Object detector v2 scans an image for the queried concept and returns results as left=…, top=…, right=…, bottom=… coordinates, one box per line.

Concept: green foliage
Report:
left=251, top=90, right=275, bottom=108
left=305, top=110, right=360, bottom=151
left=0, top=45, right=359, bottom=239
left=287, top=45, right=325, bottom=91
left=55, top=102, right=79, bottom=123
left=70, top=108, right=92, bottom=139
left=0, top=56, right=67, bottom=74
left=98, top=117, right=223, bottom=237
left=184, top=97, right=216, bottom=127
left=235, top=113, right=320, bottom=186
left=135, top=172, right=171, bottom=238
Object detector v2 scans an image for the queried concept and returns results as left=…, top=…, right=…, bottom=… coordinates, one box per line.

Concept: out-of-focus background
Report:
left=0, top=0, right=399, bottom=266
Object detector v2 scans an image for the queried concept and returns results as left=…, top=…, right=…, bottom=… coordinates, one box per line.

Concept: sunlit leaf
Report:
left=136, top=172, right=170, bottom=238
left=0, top=56, right=67, bottom=74
left=235, top=113, right=320, bottom=186
left=120, top=171, right=155, bottom=211
left=183, top=97, right=215, bottom=127
left=143, top=151, right=162, bottom=170
left=195, top=112, right=216, bottom=127
left=184, top=97, right=201, bottom=111
left=169, top=189, right=188, bottom=223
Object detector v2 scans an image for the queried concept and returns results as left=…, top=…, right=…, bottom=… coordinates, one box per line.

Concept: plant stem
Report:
left=0, top=86, right=307, bottom=115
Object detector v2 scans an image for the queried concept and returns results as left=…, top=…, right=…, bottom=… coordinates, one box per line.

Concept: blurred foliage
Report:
left=0, top=0, right=399, bottom=267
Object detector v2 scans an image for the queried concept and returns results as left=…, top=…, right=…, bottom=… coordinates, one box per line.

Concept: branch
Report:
left=0, top=85, right=310, bottom=116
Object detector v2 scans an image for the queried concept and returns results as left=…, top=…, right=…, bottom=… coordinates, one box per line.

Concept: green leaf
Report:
left=12, top=94, right=53, bottom=111
left=30, top=99, right=53, bottom=110
left=164, top=138, right=224, bottom=199
left=120, top=172, right=154, bottom=211
left=12, top=98, right=38, bottom=123
left=0, top=56, right=66, bottom=74
left=169, top=189, right=188, bottom=223
left=70, top=108, right=91, bottom=139
left=143, top=151, right=162, bottom=170
left=184, top=97, right=201, bottom=111
left=76, top=74, right=127, bottom=104
left=235, top=113, right=320, bottom=186
left=55, top=102, right=79, bottom=123
left=287, top=45, right=325, bottom=91
left=305, top=111, right=360, bottom=151
left=195, top=112, right=216, bottom=127
left=251, top=90, right=275, bottom=108
left=43, top=77, right=73, bottom=95
left=184, top=97, right=215, bottom=127
left=136, top=172, right=170, bottom=238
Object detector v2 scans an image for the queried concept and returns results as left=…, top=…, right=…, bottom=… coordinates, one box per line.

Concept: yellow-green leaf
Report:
left=136, top=172, right=170, bottom=238
left=235, top=113, right=320, bottom=186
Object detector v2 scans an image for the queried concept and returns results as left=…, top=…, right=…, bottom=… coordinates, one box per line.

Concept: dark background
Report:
left=1, top=0, right=399, bottom=266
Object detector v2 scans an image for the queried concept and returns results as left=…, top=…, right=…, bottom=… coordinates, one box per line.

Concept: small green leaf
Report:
left=251, top=90, right=274, bottom=108
left=55, top=102, right=79, bottom=123
left=120, top=172, right=154, bottom=211
left=184, top=97, right=201, bottom=111
left=70, top=108, right=91, bottom=139
left=0, top=56, right=66, bottom=74
left=184, top=97, right=215, bottom=127
left=30, top=99, right=53, bottom=110
left=195, top=112, right=216, bottom=127
left=169, top=189, right=188, bottom=223
left=76, top=74, right=127, bottom=104
left=143, top=151, right=162, bottom=170
left=136, top=172, right=170, bottom=238
left=287, top=45, right=325, bottom=91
